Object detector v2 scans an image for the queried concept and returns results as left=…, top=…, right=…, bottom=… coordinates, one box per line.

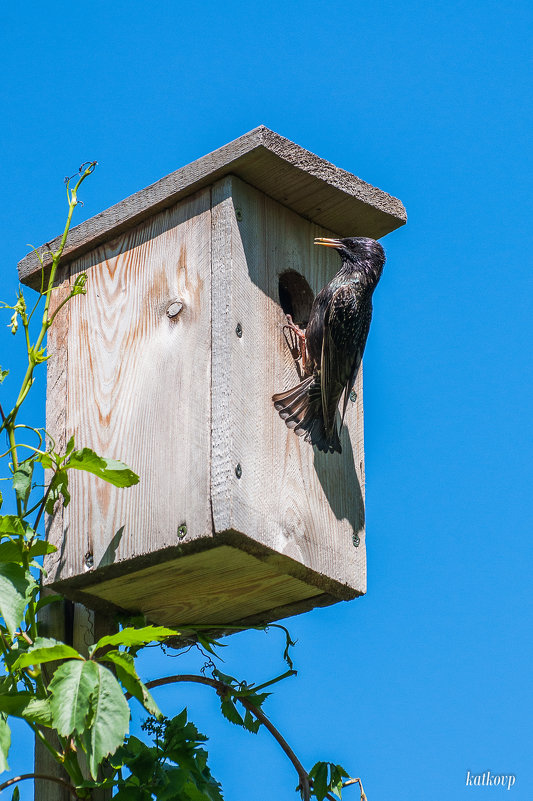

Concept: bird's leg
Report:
left=283, top=314, right=307, bottom=372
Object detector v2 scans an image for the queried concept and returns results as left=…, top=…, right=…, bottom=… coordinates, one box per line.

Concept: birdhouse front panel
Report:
left=45, top=188, right=214, bottom=584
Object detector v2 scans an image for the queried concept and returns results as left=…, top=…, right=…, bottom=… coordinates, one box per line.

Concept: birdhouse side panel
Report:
left=45, top=189, right=213, bottom=584
left=211, top=176, right=366, bottom=596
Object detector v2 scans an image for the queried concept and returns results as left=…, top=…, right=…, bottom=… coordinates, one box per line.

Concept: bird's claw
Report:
left=282, top=314, right=307, bottom=371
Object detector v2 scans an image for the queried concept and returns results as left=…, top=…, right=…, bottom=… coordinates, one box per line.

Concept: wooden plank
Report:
left=82, top=545, right=323, bottom=627
left=34, top=597, right=70, bottom=801
left=43, top=264, right=70, bottom=561
left=44, top=189, right=213, bottom=584
left=211, top=177, right=366, bottom=594
left=18, top=126, right=406, bottom=288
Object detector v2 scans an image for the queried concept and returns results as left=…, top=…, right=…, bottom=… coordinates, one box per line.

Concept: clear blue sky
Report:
left=1, top=0, right=532, bottom=798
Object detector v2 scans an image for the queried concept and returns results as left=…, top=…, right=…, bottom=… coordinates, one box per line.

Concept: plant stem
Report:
left=0, top=773, right=83, bottom=799
left=142, top=673, right=311, bottom=801
left=0, top=163, right=95, bottom=441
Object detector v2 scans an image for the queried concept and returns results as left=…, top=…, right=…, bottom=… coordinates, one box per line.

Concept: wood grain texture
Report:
left=210, top=176, right=366, bottom=595
left=18, top=126, right=406, bottom=288
left=82, top=545, right=322, bottom=627
left=44, top=189, right=213, bottom=584
left=43, top=264, right=71, bottom=553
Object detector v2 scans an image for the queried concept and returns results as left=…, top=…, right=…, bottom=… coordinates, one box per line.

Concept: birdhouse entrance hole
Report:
left=278, top=271, right=314, bottom=327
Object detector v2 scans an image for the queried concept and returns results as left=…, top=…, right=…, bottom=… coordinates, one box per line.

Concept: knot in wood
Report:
left=167, top=300, right=184, bottom=319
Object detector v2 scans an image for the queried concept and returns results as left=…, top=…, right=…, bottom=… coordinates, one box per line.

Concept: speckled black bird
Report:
left=272, top=236, right=385, bottom=453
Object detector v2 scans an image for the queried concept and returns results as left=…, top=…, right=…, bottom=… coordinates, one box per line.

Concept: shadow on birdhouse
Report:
left=18, top=127, right=406, bottom=630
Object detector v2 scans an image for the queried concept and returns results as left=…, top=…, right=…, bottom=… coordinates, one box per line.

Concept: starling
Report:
left=272, top=236, right=385, bottom=453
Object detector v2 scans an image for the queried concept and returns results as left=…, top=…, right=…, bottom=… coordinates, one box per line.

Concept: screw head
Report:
left=235, top=323, right=243, bottom=338
left=352, top=532, right=360, bottom=548
left=349, top=389, right=357, bottom=403
left=235, top=463, right=242, bottom=479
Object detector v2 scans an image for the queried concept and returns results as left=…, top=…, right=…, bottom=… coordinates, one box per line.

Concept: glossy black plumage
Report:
left=272, top=236, right=385, bottom=453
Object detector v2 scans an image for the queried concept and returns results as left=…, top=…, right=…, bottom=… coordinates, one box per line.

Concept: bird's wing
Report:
left=321, top=286, right=372, bottom=435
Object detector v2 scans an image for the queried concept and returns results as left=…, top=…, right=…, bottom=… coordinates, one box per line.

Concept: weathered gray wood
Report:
left=210, top=176, right=366, bottom=594
left=44, top=188, right=213, bottom=583
left=43, top=264, right=70, bottom=548
left=34, top=596, right=70, bottom=801
left=35, top=604, right=115, bottom=801
left=18, top=126, right=406, bottom=289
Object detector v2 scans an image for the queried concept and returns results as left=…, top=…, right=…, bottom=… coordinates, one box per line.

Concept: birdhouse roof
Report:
left=18, top=126, right=406, bottom=287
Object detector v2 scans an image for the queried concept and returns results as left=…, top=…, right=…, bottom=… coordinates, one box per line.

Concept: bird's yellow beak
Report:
left=314, top=237, right=343, bottom=248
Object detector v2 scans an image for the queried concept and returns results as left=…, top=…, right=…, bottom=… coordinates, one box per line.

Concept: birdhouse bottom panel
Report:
left=78, top=545, right=331, bottom=628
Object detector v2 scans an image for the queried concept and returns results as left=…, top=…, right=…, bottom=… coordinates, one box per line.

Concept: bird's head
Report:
left=314, top=236, right=385, bottom=283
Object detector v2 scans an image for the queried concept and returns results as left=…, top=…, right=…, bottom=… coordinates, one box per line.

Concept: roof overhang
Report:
left=18, top=125, right=406, bottom=288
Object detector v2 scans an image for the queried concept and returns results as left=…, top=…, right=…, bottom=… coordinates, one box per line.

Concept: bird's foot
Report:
left=283, top=314, right=307, bottom=372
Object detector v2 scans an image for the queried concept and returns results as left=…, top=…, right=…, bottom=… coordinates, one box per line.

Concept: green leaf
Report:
left=29, top=540, right=57, bottom=557
left=0, top=516, right=25, bottom=538
left=35, top=593, right=63, bottom=613
left=101, top=650, right=161, bottom=718
left=0, top=539, right=54, bottom=564
left=0, top=692, right=52, bottom=727
left=45, top=469, right=70, bottom=514
left=50, top=661, right=130, bottom=778
left=0, top=367, right=8, bottom=384
left=12, top=637, right=83, bottom=670
left=0, top=713, right=10, bottom=772
left=82, top=662, right=130, bottom=779
left=12, top=462, right=33, bottom=509
left=220, top=698, right=244, bottom=727
left=37, top=452, right=53, bottom=470
left=66, top=448, right=139, bottom=488
left=309, top=762, right=350, bottom=801
left=90, top=625, right=180, bottom=655
left=0, top=564, right=36, bottom=635
left=64, top=435, right=75, bottom=460
left=0, top=541, right=23, bottom=564
left=49, top=660, right=99, bottom=736
left=309, top=761, right=328, bottom=801
left=11, top=786, right=19, bottom=801
left=242, top=708, right=261, bottom=734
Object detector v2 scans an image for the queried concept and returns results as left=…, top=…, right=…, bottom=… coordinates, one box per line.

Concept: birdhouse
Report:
left=18, top=127, right=406, bottom=629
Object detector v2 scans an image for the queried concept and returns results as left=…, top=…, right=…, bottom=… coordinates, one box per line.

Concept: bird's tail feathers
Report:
left=272, top=376, right=342, bottom=454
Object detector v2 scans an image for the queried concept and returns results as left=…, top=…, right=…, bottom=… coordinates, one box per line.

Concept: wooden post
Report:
left=35, top=602, right=115, bottom=801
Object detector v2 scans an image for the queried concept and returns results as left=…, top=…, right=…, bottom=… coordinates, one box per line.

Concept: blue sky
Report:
left=1, top=0, right=532, bottom=798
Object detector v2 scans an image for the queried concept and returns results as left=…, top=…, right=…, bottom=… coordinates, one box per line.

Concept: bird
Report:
left=272, top=236, right=385, bottom=454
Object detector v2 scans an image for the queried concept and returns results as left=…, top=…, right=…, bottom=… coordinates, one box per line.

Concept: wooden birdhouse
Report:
left=18, top=127, right=406, bottom=629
